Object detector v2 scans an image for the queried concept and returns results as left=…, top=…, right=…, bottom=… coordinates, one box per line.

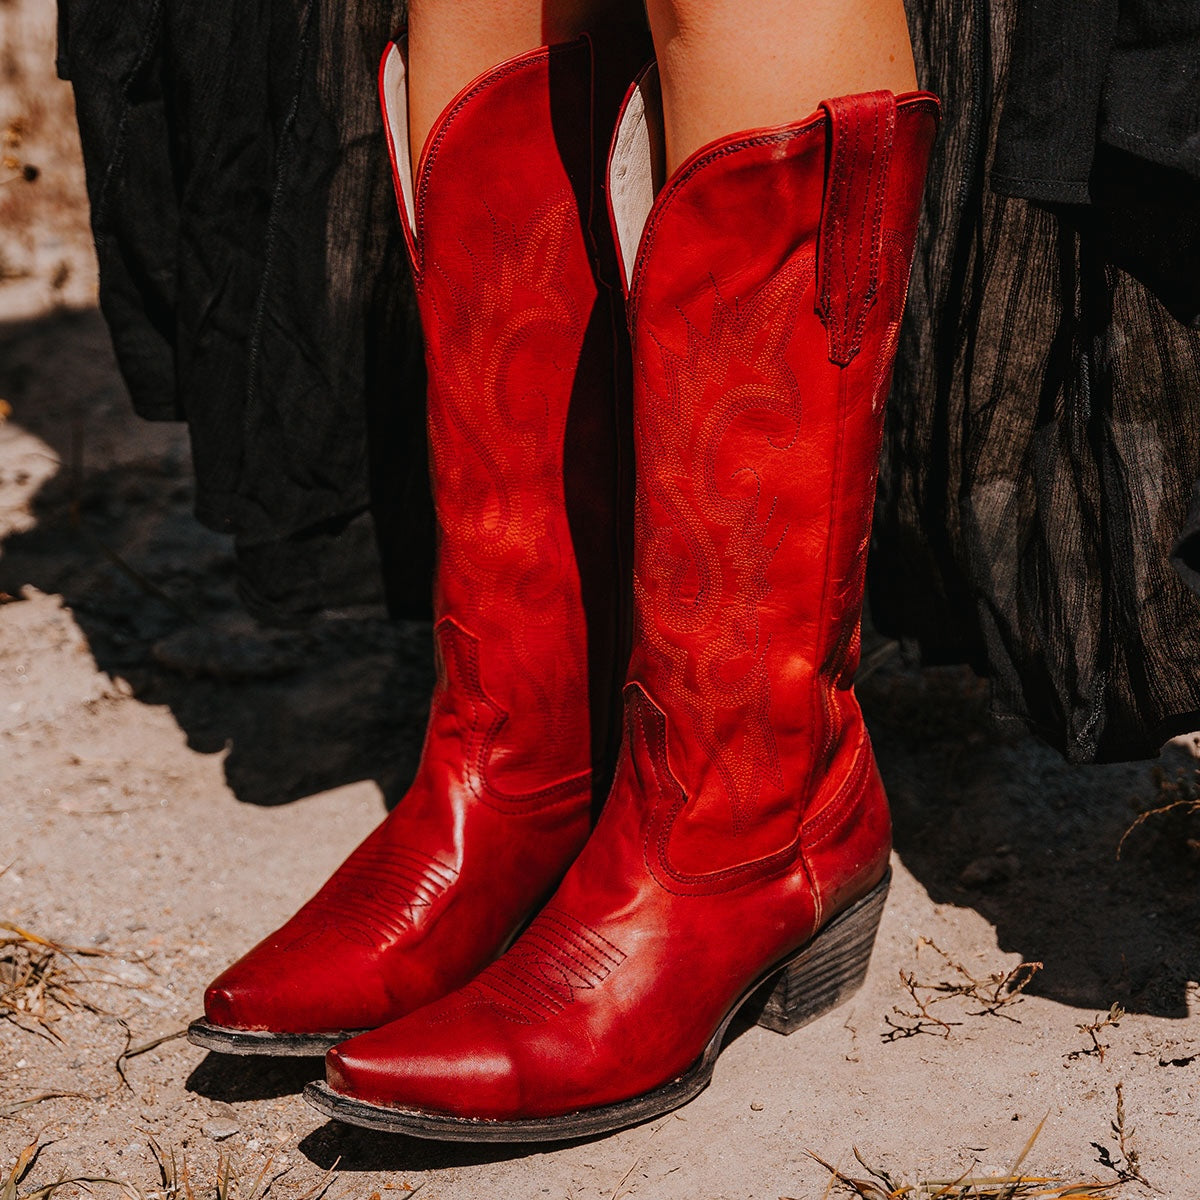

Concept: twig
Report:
left=295, top=1157, right=342, bottom=1200
left=1091, top=1082, right=1151, bottom=1189
left=0, top=1091, right=91, bottom=1119
left=115, top=1027, right=187, bottom=1090
left=1067, top=1005, right=1125, bottom=1064
left=808, top=1116, right=1123, bottom=1199
left=882, top=939, right=1042, bottom=1043
left=1118, top=765, right=1200, bottom=859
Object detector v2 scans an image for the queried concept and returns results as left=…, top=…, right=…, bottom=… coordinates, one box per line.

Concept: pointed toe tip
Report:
left=324, top=1042, right=352, bottom=1092
left=201, top=943, right=373, bottom=1035
left=202, top=964, right=281, bottom=1031
left=322, top=1026, right=433, bottom=1108
left=320, top=1014, right=525, bottom=1118
left=203, top=981, right=248, bottom=1028
left=323, top=1032, right=393, bottom=1096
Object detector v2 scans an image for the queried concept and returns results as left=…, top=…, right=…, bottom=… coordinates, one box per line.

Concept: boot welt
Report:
left=186, top=1019, right=367, bottom=1057
left=303, top=872, right=890, bottom=1141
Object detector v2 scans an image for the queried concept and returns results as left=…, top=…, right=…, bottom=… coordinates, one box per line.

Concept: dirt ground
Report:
left=2, top=4, right=1199, bottom=1197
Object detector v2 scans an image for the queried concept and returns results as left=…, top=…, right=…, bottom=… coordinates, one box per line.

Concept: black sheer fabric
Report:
left=58, top=0, right=434, bottom=623
left=992, top=0, right=1200, bottom=325
left=61, top=0, right=1200, bottom=760
left=873, top=0, right=1200, bottom=762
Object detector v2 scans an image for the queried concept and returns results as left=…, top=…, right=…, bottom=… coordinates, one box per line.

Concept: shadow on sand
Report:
left=861, top=660, right=1200, bottom=1019
left=0, top=306, right=433, bottom=811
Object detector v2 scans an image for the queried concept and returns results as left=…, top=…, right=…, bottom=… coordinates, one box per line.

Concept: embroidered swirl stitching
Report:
left=422, top=189, right=593, bottom=805
left=632, top=254, right=814, bottom=833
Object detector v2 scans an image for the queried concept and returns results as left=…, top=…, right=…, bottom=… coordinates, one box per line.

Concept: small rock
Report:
left=750, top=1101, right=764, bottom=1112
left=1166, top=731, right=1200, bottom=759
left=202, top=1117, right=239, bottom=1141
left=959, top=853, right=1020, bottom=888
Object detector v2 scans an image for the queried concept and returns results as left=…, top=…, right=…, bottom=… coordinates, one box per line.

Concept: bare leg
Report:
left=407, top=0, right=643, bottom=176
left=646, top=0, right=918, bottom=173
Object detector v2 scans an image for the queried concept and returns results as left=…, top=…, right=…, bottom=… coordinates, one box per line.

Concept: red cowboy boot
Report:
left=187, top=32, right=644, bottom=1055
left=304, top=68, right=939, bottom=1131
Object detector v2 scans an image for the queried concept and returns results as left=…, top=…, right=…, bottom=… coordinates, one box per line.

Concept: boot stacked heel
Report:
left=756, top=872, right=889, bottom=1035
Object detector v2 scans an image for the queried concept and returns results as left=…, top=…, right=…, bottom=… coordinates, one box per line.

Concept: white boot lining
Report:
left=608, top=65, right=663, bottom=293
left=381, top=43, right=417, bottom=233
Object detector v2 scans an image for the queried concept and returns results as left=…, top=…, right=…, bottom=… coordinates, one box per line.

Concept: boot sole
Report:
left=302, top=872, right=890, bottom=1140
left=186, top=1019, right=366, bottom=1057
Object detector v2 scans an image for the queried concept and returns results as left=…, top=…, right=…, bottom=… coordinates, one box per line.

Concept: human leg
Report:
left=646, top=0, right=916, bottom=172
left=406, top=0, right=643, bottom=174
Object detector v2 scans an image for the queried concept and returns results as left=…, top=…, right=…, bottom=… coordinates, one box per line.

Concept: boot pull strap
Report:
left=815, top=91, right=897, bottom=367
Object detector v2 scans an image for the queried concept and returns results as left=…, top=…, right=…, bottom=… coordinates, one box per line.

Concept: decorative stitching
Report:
left=619, top=99, right=934, bottom=893
left=449, top=908, right=626, bottom=1024
left=627, top=99, right=935, bottom=338
left=412, top=41, right=589, bottom=276
left=281, top=845, right=458, bottom=951
left=800, top=741, right=872, bottom=846
left=816, top=92, right=896, bottom=366
left=631, top=687, right=803, bottom=896
left=632, top=256, right=816, bottom=835
left=433, top=619, right=591, bottom=810
left=419, top=182, right=596, bottom=811
left=627, top=126, right=820, bottom=328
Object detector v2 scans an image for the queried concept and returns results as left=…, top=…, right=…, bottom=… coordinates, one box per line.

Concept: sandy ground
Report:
left=2, top=5, right=1199, bottom=1197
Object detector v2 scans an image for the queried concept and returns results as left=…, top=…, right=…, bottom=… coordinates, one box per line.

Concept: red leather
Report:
left=203, top=33, right=643, bottom=1036
left=324, top=87, right=939, bottom=1118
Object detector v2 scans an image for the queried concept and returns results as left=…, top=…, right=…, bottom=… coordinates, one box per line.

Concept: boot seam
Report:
left=632, top=685, right=804, bottom=895
left=800, top=743, right=873, bottom=847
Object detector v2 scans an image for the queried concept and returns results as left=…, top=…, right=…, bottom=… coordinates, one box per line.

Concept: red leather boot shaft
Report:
left=201, top=34, right=642, bottom=1038
left=393, top=36, right=629, bottom=799
left=622, top=86, right=937, bottom=885
left=320, top=86, right=939, bottom=1124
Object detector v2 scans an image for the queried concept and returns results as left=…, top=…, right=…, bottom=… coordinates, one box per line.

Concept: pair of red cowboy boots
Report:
left=187, top=31, right=938, bottom=1140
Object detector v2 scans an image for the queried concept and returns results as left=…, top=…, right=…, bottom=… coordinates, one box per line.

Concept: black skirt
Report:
left=58, top=0, right=1200, bottom=762
left=57, top=0, right=433, bottom=624
left=873, top=0, right=1200, bottom=763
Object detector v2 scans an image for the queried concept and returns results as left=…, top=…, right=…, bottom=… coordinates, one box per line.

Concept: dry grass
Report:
left=1066, top=1005, right=1126, bottom=1065
left=115, top=1027, right=188, bottom=1090
left=882, top=938, right=1042, bottom=1042
left=0, top=1089, right=91, bottom=1118
left=1118, top=765, right=1200, bottom=862
left=144, top=1139, right=342, bottom=1200
left=804, top=1100, right=1145, bottom=1200
left=2, top=1139, right=344, bottom=1200
left=0, top=918, right=152, bottom=1042
left=1090, top=1083, right=1150, bottom=1190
